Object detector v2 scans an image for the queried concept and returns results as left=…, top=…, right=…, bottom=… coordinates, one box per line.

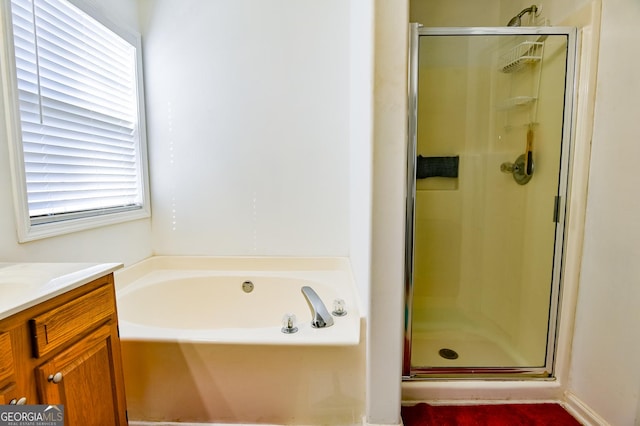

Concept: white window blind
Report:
left=10, top=0, right=144, bottom=224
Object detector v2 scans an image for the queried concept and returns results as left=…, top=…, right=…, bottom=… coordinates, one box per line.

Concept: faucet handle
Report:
left=281, top=313, right=298, bottom=334
left=332, top=299, right=347, bottom=316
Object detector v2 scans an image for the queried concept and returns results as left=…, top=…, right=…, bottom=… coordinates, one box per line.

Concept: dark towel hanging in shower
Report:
left=416, top=155, right=459, bottom=179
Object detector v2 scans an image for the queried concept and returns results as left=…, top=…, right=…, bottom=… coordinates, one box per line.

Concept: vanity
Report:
left=0, top=263, right=127, bottom=425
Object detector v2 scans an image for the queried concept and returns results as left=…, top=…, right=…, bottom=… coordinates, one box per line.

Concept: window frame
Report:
left=0, top=0, right=150, bottom=242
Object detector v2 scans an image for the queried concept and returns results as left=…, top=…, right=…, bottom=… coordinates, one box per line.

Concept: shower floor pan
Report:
left=407, top=303, right=551, bottom=378
left=410, top=328, right=525, bottom=368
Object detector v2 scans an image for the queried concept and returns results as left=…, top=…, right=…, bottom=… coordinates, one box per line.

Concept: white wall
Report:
left=567, top=0, right=640, bottom=424
left=140, top=0, right=351, bottom=257
left=367, top=1, right=408, bottom=424
left=0, top=0, right=151, bottom=266
left=350, top=0, right=374, bottom=320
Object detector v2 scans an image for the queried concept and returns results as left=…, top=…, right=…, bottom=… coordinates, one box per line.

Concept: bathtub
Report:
left=114, top=256, right=365, bottom=425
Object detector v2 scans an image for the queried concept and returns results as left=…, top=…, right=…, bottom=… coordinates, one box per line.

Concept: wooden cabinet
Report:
left=0, top=330, right=20, bottom=405
left=0, top=273, right=128, bottom=425
left=0, top=331, right=16, bottom=405
left=36, top=325, right=123, bottom=425
left=0, top=383, right=18, bottom=405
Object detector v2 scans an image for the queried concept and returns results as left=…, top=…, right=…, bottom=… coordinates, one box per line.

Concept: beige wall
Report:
left=411, top=0, right=592, bottom=27
left=411, top=0, right=502, bottom=26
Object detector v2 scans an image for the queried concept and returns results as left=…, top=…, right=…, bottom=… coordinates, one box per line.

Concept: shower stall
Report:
left=404, top=25, right=576, bottom=378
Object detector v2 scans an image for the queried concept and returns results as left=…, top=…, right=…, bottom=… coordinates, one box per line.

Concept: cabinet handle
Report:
left=48, top=372, right=63, bottom=384
left=9, top=397, right=27, bottom=405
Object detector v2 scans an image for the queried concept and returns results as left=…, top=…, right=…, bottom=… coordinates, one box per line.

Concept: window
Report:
left=1, top=0, right=149, bottom=242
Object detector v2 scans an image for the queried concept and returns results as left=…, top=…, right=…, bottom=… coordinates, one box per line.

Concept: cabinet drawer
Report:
left=0, top=332, right=14, bottom=386
left=30, top=285, right=115, bottom=358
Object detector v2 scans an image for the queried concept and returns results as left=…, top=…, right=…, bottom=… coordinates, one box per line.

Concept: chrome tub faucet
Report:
left=301, top=286, right=334, bottom=328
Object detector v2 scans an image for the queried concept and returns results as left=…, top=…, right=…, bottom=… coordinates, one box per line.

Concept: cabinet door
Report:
left=0, top=383, right=17, bottom=405
left=0, top=331, right=20, bottom=405
left=36, top=325, right=127, bottom=425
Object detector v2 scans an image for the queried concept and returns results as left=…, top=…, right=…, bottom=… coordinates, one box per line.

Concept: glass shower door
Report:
left=404, top=26, right=576, bottom=378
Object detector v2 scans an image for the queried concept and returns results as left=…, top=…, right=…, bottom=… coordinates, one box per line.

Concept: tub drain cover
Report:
left=439, top=348, right=459, bottom=360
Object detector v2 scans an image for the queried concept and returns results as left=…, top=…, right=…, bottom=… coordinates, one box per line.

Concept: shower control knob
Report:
left=48, top=372, right=63, bottom=384
left=500, top=154, right=533, bottom=185
left=500, top=162, right=519, bottom=173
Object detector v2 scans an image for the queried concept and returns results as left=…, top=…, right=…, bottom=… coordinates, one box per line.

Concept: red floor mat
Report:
left=401, top=402, right=582, bottom=426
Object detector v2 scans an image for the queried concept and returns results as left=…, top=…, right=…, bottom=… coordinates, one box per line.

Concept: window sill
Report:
left=16, top=207, right=151, bottom=243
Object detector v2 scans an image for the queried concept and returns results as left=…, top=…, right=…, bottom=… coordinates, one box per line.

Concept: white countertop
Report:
left=0, top=262, right=123, bottom=321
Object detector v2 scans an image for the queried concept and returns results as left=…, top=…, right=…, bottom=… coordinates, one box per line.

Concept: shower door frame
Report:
left=403, top=25, right=577, bottom=379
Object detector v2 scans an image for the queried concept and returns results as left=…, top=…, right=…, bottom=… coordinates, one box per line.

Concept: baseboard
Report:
left=129, top=423, right=281, bottom=426
left=360, top=415, right=402, bottom=426
left=131, top=421, right=363, bottom=426
left=129, top=423, right=211, bottom=426
left=129, top=423, right=219, bottom=426
left=563, top=391, right=611, bottom=426
left=402, top=399, right=560, bottom=406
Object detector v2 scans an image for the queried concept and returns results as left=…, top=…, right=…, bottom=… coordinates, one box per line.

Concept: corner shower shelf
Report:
left=499, top=41, right=544, bottom=73
left=496, top=96, right=537, bottom=110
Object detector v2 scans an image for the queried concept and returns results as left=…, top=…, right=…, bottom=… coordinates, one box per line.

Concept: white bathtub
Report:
left=114, top=256, right=365, bottom=425
left=116, top=256, right=360, bottom=345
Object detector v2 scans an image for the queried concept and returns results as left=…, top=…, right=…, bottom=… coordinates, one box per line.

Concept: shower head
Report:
left=507, top=5, right=539, bottom=27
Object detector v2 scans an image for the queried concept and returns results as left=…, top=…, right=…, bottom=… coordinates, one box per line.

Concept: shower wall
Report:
left=410, top=0, right=503, bottom=27
left=412, top=34, right=568, bottom=366
left=411, top=0, right=592, bottom=28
